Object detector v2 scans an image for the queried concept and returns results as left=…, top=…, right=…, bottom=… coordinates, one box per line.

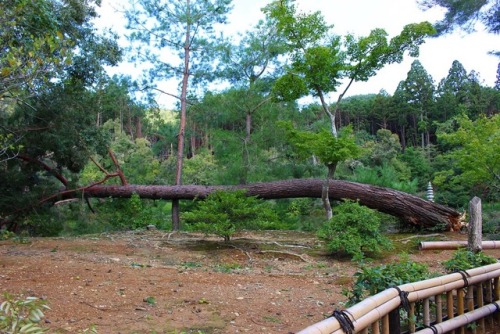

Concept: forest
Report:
left=1, top=0, right=499, bottom=244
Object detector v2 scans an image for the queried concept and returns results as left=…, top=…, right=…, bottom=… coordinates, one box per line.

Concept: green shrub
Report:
left=183, top=190, right=278, bottom=242
left=344, top=254, right=432, bottom=305
left=317, top=200, right=393, bottom=260
left=442, top=248, right=497, bottom=273
left=0, top=293, right=50, bottom=333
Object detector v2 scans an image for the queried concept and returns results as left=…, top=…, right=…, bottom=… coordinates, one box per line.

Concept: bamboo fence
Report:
left=419, top=241, right=500, bottom=251
left=296, top=262, right=500, bottom=334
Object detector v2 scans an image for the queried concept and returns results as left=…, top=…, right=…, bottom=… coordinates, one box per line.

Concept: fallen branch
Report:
left=257, top=250, right=311, bottom=263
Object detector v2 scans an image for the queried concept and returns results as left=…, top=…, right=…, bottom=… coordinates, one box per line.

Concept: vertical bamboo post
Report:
left=409, top=302, right=416, bottom=333
left=389, top=308, right=400, bottom=333
left=423, top=298, right=430, bottom=326
left=468, top=196, right=482, bottom=253
left=495, top=277, right=500, bottom=322
left=382, top=314, right=390, bottom=334
left=477, top=282, right=485, bottom=334
left=372, top=321, right=380, bottom=334
left=466, top=286, right=476, bottom=334
left=457, top=288, right=465, bottom=334
left=436, top=294, right=443, bottom=323
left=447, top=290, right=455, bottom=334
left=486, top=280, right=493, bottom=327
left=466, top=286, right=475, bottom=312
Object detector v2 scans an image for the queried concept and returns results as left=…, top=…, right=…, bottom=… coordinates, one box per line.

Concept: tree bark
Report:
left=81, top=178, right=463, bottom=231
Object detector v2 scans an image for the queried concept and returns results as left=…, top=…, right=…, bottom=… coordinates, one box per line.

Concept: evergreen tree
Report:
left=401, top=60, right=436, bottom=148
left=124, top=0, right=233, bottom=229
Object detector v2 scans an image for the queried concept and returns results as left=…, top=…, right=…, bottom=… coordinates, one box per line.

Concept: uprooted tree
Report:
left=65, top=179, right=462, bottom=231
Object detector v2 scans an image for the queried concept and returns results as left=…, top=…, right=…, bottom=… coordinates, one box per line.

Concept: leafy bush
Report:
left=0, top=293, right=50, bottom=333
left=183, top=190, right=278, bottom=242
left=442, top=248, right=497, bottom=273
left=344, top=254, right=432, bottom=305
left=317, top=200, right=393, bottom=260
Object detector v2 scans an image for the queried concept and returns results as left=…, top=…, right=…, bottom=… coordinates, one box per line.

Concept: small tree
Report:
left=279, top=122, right=362, bottom=219
left=317, top=200, right=393, bottom=260
left=183, top=190, right=277, bottom=242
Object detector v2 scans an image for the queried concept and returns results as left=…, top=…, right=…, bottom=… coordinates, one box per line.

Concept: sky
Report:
left=95, top=0, right=500, bottom=109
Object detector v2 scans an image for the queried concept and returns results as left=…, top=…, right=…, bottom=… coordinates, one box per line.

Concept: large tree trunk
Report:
left=81, top=179, right=463, bottom=231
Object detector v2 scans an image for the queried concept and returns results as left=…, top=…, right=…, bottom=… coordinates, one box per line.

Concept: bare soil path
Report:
left=1, top=230, right=499, bottom=334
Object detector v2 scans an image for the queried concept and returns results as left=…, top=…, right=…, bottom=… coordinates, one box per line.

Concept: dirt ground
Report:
left=1, top=230, right=499, bottom=334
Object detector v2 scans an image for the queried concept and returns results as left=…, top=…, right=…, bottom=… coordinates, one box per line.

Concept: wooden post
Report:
left=388, top=308, right=401, bottom=333
left=468, top=196, right=482, bottom=253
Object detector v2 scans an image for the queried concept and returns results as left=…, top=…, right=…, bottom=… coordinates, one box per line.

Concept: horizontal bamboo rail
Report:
left=296, top=262, right=500, bottom=334
left=419, top=240, right=500, bottom=250
left=414, top=300, right=500, bottom=334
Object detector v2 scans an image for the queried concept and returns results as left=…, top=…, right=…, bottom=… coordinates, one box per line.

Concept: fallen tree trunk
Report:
left=80, top=179, right=463, bottom=231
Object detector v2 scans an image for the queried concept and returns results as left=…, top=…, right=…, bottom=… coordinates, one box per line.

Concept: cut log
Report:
left=79, top=179, right=462, bottom=231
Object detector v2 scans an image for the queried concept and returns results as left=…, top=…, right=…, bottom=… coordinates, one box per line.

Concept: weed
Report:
left=213, top=263, right=242, bottom=273
left=143, top=296, right=156, bottom=305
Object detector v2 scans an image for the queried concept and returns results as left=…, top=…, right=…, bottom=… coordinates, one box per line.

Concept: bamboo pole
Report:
left=495, top=277, right=500, bottom=322
left=381, top=314, right=389, bottom=334
left=477, top=283, right=485, bottom=334
left=371, top=321, right=380, bottom=334
left=409, top=302, right=416, bottom=333
left=457, top=288, right=465, bottom=334
left=419, top=240, right=500, bottom=250
left=423, top=298, right=430, bottom=326
left=436, top=294, right=443, bottom=323
left=446, top=290, right=455, bottom=334
left=466, top=287, right=476, bottom=334
left=414, top=301, right=500, bottom=334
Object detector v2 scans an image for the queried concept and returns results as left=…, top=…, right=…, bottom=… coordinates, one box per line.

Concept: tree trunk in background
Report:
left=172, top=0, right=192, bottom=231
left=81, top=179, right=463, bottom=231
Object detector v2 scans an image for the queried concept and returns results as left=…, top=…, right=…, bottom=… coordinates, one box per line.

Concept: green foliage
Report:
left=0, top=293, right=50, bottom=333
left=98, top=194, right=167, bottom=231
left=280, top=121, right=361, bottom=168
left=183, top=190, right=278, bottom=242
left=483, top=202, right=500, bottom=239
left=0, top=230, right=15, bottom=240
left=344, top=254, right=431, bottom=305
left=182, top=150, right=218, bottom=185
left=21, top=213, right=64, bottom=237
left=436, top=114, right=500, bottom=199
left=442, top=248, right=497, bottom=273
left=399, top=146, right=432, bottom=188
left=265, top=0, right=434, bottom=105
left=350, top=163, right=418, bottom=194
left=317, top=200, right=393, bottom=260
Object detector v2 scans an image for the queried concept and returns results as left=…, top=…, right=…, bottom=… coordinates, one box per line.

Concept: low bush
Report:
left=317, top=200, right=393, bottom=260
left=343, top=254, right=432, bottom=306
left=442, top=248, right=497, bottom=272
